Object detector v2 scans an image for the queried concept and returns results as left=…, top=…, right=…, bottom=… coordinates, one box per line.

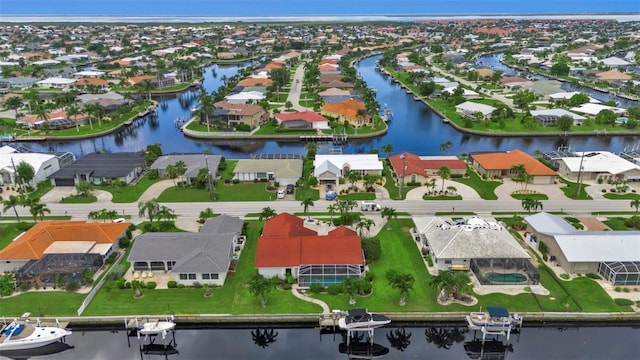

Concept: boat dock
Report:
left=300, top=132, right=347, bottom=145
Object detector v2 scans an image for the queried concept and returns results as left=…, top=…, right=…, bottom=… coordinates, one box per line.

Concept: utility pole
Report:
left=399, top=153, right=406, bottom=199
left=574, top=151, right=586, bottom=198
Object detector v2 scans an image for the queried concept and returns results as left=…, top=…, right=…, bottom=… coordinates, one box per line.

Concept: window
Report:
left=202, top=274, right=210, bottom=280
left=202, top=273, right=218, bottom=280
left=188, top=274, right=196, bottom=280
left=211, top=273, right=219, bottom=280
left=179, top=274, right=188, bottom=280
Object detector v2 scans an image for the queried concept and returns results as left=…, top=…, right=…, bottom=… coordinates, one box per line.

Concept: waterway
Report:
left=9, top=56, right=639, bottom=159
left=2, top=325, right=637, bottom=360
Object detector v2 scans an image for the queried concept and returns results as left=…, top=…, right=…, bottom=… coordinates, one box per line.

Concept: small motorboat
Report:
left=338, top=309, right=391, bottom=332
left=0, top=321, right=72, bottom=351
left=466, top=307, right=522, bottom=331
left=139, top=320, right=176, bottom=335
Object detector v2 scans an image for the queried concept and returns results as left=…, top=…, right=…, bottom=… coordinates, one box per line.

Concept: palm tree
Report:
left=428, top=178, right=437, bottom=194
left=5, top=96, right=23, bottom=118
left=81, top=104, right=94, bottom=130
left=198, top=89, right=215, bottom=133
left=66, top=103, right=82, bottom=132
left=2, top=195, right=23, bottom=222
left=446, top=186, right=457, bottom=195
left=631, top=199, right=640, bottom=213
left=156, top=205, right=176, bottom=222
left=346, top=170, right=361, bottom=190
left=381, top=206, right=398, bottom=221
left=139, top=79, right=155, bottom=100
left=33, top=104, right=50, bottom=131
left=386, top=270, right=415, bottom=306
left=138, top=198, right=159, bottom=223
left=166, top=164, right=179, bottom=188
left=436, top=165, right=451, bottom=194
left=356, top=218, right=375, bottom=238
left=425, top=327, right=467, bottom=349
left=259, top=207, right=276, bottom=221
left=248, top=272, right=275, bottom=308
left=521, top=197, right=543, bottom=215
left=341, top=277, right=364, bottom=305
left=174, top=161, right=187, bottom=187
left=25, top=198, right=49, bottom=222
left=429, top=270, right=456, bottom=300
left=300, top=197, right=314, bottom=220
left=327, top=204, right=337, bottom=224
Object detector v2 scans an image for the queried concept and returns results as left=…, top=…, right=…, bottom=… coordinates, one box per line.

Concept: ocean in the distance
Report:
left=2, top=0, right=638, bottom=16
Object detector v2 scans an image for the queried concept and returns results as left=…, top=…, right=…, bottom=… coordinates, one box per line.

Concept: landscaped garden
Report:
left=96, top=173, right=162, bottom=203
left=451, top=167, right=501, bottom=200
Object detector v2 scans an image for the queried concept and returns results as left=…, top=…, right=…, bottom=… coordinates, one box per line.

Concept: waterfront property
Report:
left=0, top=221, right=128, bottom=286
left=255, top=213, right=365, bottom=287
left=389, top=152, right=466, bottom=184
left=206, top=101, right=268, bottom=129
left=469, top=149, right=557, bottom=184
left=0, top=145, right=65, bottom=187
left=313, top=154, right=383, bottom=186
left=150, top=154, right=221, bottom=185
left=530, top=109, right=586, bottom=126
left=552, top=151, right=640, bottom=182
left=413, top=216, right=539, bottom=286
left=275, top=111, right=330, bottom=129
left=232, top=158, right=303, bottom=185
left=128, top=214, right=244, bottom=286
left=48, top=152, right=146, bottom=186
left=454, top=101, right=496, bottom=120
left=321, top=99, right=371, bottom=128
left=525, top=212, right=640, bottom=285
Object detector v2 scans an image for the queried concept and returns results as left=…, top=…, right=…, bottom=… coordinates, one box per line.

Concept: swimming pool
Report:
left=486, top=272, right=527, bottom=283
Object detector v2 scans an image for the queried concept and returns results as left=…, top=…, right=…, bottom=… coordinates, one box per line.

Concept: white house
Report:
left=555, top=151, right=640, bottom=182
left=313, top=154, right=383, bottom=185
left=455, top=101, right=496, bottom=119
left=569, top=103, right=626, bottom=116
left=0, top=146, right=61, bottom=187
left=36, top=77, right=76, bottom=89
left=233, top=159, right=303, bottom=185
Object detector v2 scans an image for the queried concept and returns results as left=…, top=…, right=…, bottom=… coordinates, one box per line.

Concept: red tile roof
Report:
left=472, top=149, right=557, bottom=176
left=0, top=221, right=128, bottom=260
left=256, top=213, right=363, bottom=267
left=389, top=152, right=466, bottom=176
left=276, top=111, right=329, bottom=123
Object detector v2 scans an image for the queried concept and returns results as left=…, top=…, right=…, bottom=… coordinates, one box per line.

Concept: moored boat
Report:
left=466, top=307, right=522, bottom=331
left=338, top=309, right=391, bottom=332
left=0, top=320, right=71, bottom=351
left=139, top=320, right=176, bottom=335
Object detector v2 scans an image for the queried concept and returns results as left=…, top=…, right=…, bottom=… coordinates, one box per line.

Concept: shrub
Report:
left=119, top=237, right=131, bottom=248
left=286, top=274, right=296, bottom=285
left=614, top=286, right=622, bottom=292
left=360, top=281, right=373, bottom=295
left=623, top=287, right=630, bottom=293
left=232, top=179, right=240, bottom=184
left=19, top=282, right=31, bottom=292
left=83, top=270, right=94, bottom=285
left=327, top=284, right=342, bottom=295
left=450, top=173, right=463, bottom=178
left=65, top=280, right=80, bottom=292
left=146, top=281, right=157, bottom=289
left=167, top=281, right=178, bottom=288
left=601, top=189, right=607, bottom=193
left=309, top=283, right=324, bottom=294
left=16, top=222, right=34, bottom=231
left=126, top=229, right=133, bottom=239
left=624, top=216, right=640, bottom=229
left=125, top=281, right=131, bottom=289
left=128, top=223, right=136, bottom=231
left=361, top=237, right=381, bottom=263
left=192, top=281, right=202, bottom=288
left=586, top=273, right=601, bottom=280
left=406, top=181, right=422, bottom=187
left=614, top=298, right=634, bottom=306
left=559, top=273, right=570, bottom=280
left=147, top=169, right=159, bottom=180
left=538, top=241, right=548, bottom=254
left=105, top=253, right=118, bottom=265
left=282, top=283, right=292, bottom=290
left=178, top=284, right=185, bottom=288
left=116, top=278, right=126, bottom=289
left=273, top=181, right=280, bottom=188
left=542, top=253, right=548, bottom=261
left=364, top=272, right=374, bottom=283
left=426, top=255, right=434, bottom=267
left=308, top=177, right=318, bottom=186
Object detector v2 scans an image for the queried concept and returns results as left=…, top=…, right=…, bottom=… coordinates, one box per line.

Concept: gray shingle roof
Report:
left=49, top=152, right=145, bottom=179
left=150, top=154, right=221, bottom=179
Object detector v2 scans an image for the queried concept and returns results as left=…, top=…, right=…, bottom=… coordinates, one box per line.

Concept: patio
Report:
left=125, top=270, right=176, bottom=289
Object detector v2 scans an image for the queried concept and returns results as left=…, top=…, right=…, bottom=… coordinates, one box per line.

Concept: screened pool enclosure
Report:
left=297, top=264, right=363, bottom=287
left=599, top=261, right=640, bottom=286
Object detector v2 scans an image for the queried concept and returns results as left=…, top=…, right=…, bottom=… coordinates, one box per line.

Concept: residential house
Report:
left=128, top=214, right=244, bottom=286
left=210, top=101, right=267, bottom=129
left=525, top=212, right=640, bottom=285
left=469, top=149, right=557, bottom=184
left=275, top=111, right=330, bottom=129
left=413, top=216, right=538, bottom=285
left=596, top=70, right=632, bottom=82
left=49, top=152, right=145, bottom=186
left=255, top=213, right=365, bottom=287
left=313, top=154, right=383, bottom=185
left=17, top=109, right=88, bottom=129
left=74, top=78, right=110, bottom=91
left=0, top=221, right=128, bottom=285
left=0, top=145, right=63, bottom=187
left=389, top=152, right=466, bottom=184
left=530, top=109, right=586, bottom=126
left=150, top=154, right=222, bottom=185
left=321, top=99, right=370, bottom=128
left=233, top=158, right=303, bottom=185
left=569, top=103, right=626, bottom=116
left=36, top=77, right=76, bottom=89
left=554, top=151, right=640, bottom=182
left=455, top=101, right=496, bottom=120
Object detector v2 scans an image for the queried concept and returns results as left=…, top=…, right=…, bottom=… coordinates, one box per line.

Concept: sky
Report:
left=1, top=0, right=638, bottom=16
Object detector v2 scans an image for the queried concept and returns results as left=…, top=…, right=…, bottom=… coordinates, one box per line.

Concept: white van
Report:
left=361, top=201, right=381, bottom=211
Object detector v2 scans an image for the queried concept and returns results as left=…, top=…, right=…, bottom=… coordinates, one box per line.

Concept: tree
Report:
left=436, top=165, right=451, bottom=193
left=5, top=96, right=22, bottom=117
left=341, top=277, right=365, bottom=305
left=27, top=198, right=49, bottom=222
left=595, top=109, right=617, bottom=126
left=512, top=90, right=536, bottom=114
left=300, top=197, right=314, bottom=220
left=556, top=115, right=574, bottom=131
left=33, top=104, right=50, bottom=130
left=381, top=206, right=398, bottom=221
left=2, top=195, right=23, bottom=222
left=521, top=197, right=543, bottom=215
left=381, top=144, right=394, bottom=159
left=356, top=218, right=375, bottom=238
left=166, top=164, right=179, bottom=188
left=0, top=274, right=16, bottom=297
left=550, top=62, right=570, bottom=76
left=346, top=170, right=361, bottom=190
left=630, top=199, right=640, bottom=213
left=259, top=207, right=276, bottom=221
left=429, top=270, right=472, bottom=300
left=387, top=328, right=412, bottom=352
left=138, top=79, right=155, bottom=100
left=510, top=164, right=531, bottom=191
left=386, top=270, right=415, bottom=306
left=138, top=198, right=160, bottom=223
left=248, top=272, right=275, bottom=308
left=145, top=143, right=163, bottom=165
left=156, top=205, right=176, bottom=223
left=419, top=81, right=436, bottom=96
left=198, top=89, right=215, bottom=132
left=66, top=103, right=82, bottom=133
left=15, top=161, right=35, bottom=189
left=567, top=93, right=589, bottom=107
left=75, top=181, right=94, bottom=197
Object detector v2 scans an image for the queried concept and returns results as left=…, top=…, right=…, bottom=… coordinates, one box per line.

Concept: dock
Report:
left=299, top=133, right=347, bottom=145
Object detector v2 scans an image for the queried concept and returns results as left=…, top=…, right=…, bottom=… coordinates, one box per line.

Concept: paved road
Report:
left=284, top=63, right=309, bottom=112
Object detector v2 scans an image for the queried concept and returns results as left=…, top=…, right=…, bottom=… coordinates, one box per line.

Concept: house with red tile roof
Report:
left=469, top=149, right=557, bottom=184
left=0, top=221, right=129, bottom=286
left=237, top=77, right=273, bottom=87
left=389, top=152, right=467, bottom=184
left=321, top=99, right=370, bottom=128
left=256, top=213, right=365, bottom=287
left=275, top=111, right=330, bottom=129
left=74, top=77, right=110, bottom=91
left=18, top=109, right=88, bottom=129
left=126, top=75, right=155, bottom=86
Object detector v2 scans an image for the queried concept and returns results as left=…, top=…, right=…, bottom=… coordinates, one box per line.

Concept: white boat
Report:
left=0, top=321, right=71, bottom=351
left=466, top=307, right=522, bottom=331
left=138, top=320, right=176, bottom=335
left=338, top=309, right=390, bottom=332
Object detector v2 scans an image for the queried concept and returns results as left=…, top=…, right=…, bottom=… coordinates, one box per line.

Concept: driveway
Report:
left=494, top=179, right=567, bottom=200
left=405, top=180, right=481, bottom=200
left=40, top=186, right=113, bottom=203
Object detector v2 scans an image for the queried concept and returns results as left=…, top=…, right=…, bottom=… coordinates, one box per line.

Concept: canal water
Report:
left=2, top=325, right=637, bottom=359
left=9, top=56, right=639, bottom=158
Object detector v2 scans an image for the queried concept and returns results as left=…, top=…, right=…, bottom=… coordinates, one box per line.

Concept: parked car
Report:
left=286, top=184, right=294, bottom=194
left=112, top=218, right=126, bottom=223
left=277, top=190, right=285, bottom=199
left=325, top=190, right=338, bottom=201
left=361, top=201, right=381, bottom=211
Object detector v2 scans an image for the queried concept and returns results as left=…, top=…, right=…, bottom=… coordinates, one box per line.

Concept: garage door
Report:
left=54, top=178, right=75, bottom=186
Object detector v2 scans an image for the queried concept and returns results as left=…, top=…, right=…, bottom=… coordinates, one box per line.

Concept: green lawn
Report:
left=61, top=195, right=97, bottom=204
left=558, top=178, right=592, bottom=200
left=0, top=223, right=24, bottom=250
left=603, top=193, right=640, bottom=200
left=28, top=181, right=53, bottom=200
left=294, top=187, right=320, bottom=201
left=602, top=217, right=631, bottom=230
left=423, top=195, right=463, bottom=200
left=339, top=192, right=376, bottom=200
left=0, top=292, right=85, bottom=317
left=96, top=174, right=162, bottom=203
left=381, top=162, right=419, bottom=200
left=157, top=182, right=275, bottom=202
left=451, top=168, right=501, bottom=200
left=511, top=193, right=549, bottom=201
